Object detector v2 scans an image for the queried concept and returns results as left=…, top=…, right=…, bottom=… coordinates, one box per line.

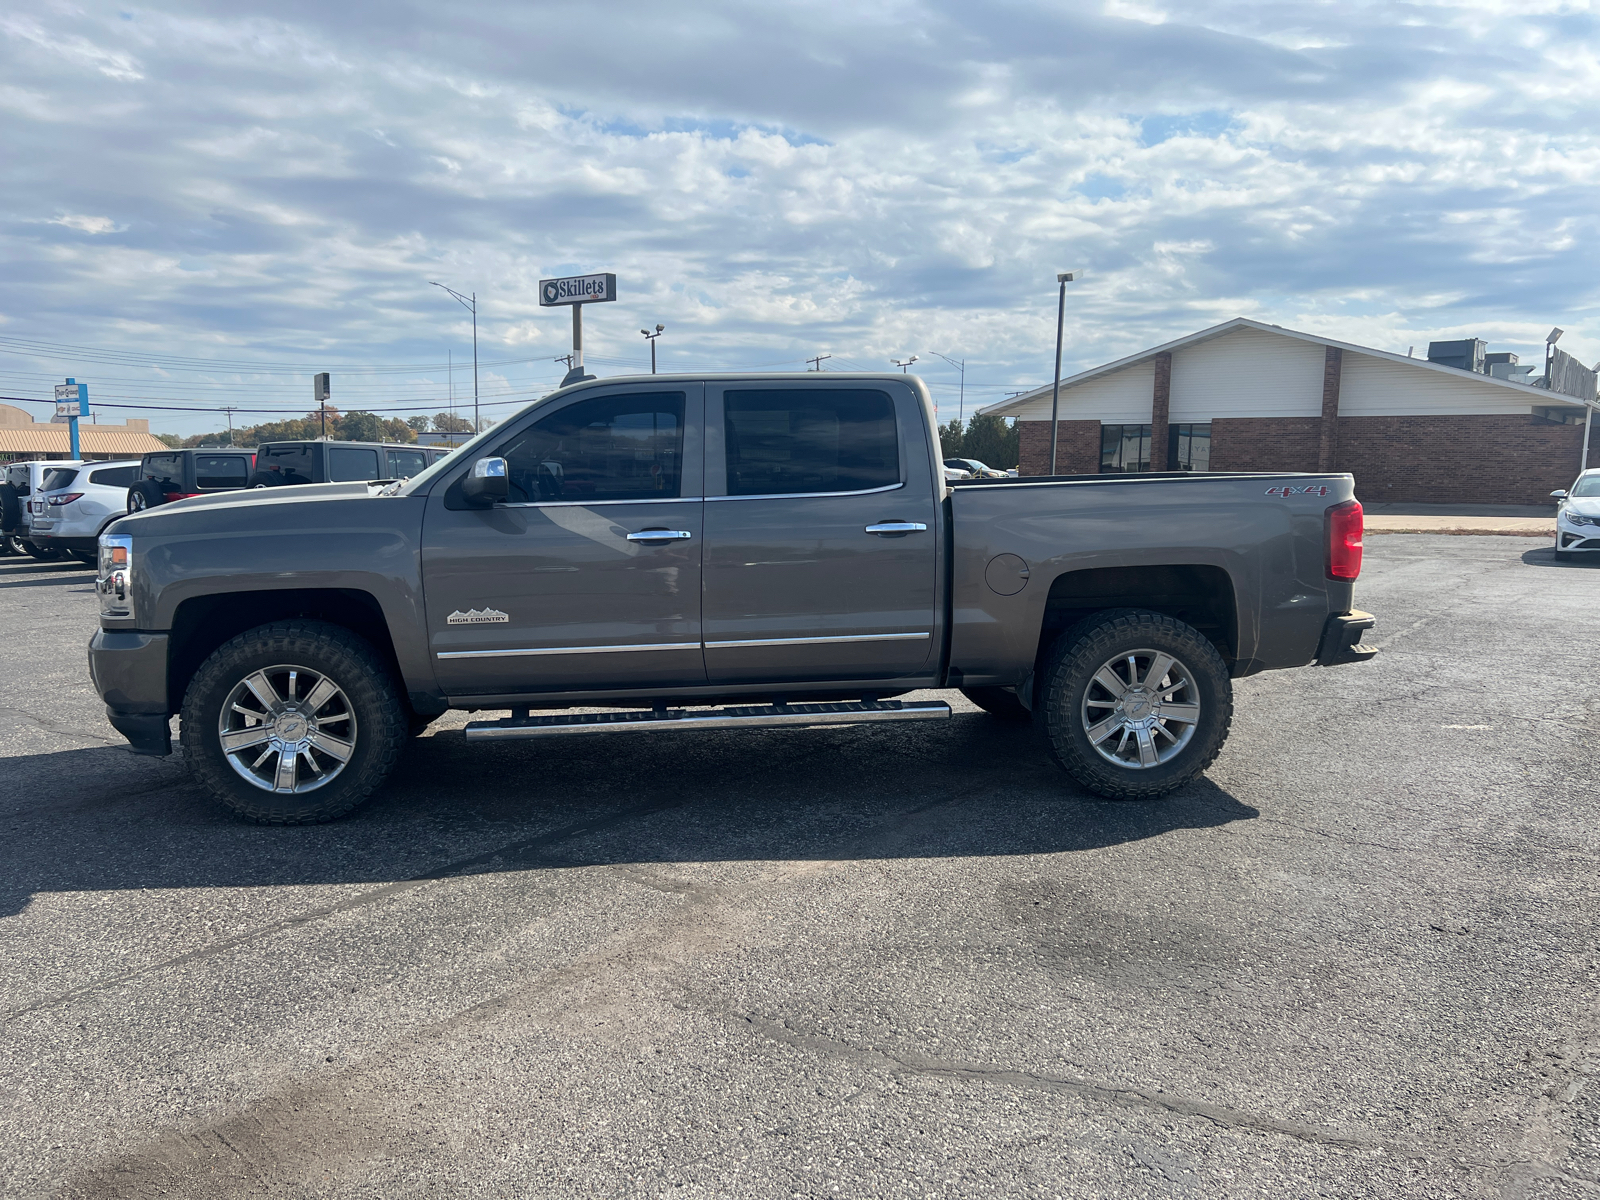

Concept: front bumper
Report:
left=1317, top=610, right=1377, bottom=666
left=1556, top=522, right=1600, bottom=552
left=88, top=629, right=172, bottom=756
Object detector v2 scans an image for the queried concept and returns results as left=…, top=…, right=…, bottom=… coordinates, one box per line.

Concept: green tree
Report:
left=154, top=432, right=183, bottom=448
left=962, top=413, right=1019, bottom=470
left=938, top=418, right=965, bottom=459
left=406, top=415, right=430, bottom=433
left=433, top=412, right=474, bottom=434
left=339, top=411, right=386, bottom=443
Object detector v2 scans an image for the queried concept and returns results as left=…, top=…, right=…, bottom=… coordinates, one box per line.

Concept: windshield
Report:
left=1571, top=475, right=1600, bottom=498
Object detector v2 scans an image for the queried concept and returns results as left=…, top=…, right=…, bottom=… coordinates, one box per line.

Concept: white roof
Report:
left=980, top=317, right=1591, bottom=417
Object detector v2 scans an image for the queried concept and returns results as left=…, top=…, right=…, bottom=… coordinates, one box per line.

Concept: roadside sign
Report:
left=54, top=383, right=81, bottom=403
left=539, top=273, right=617, bottom=306
left=53, top=380, right=87, bottom=426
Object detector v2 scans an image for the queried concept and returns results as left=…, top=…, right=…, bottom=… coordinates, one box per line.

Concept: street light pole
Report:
left=930, top=353, right=965, bottom=424
left=892, top=356, right=918, bottom=374
left=640, top=324, right=665, bottom=374
left=1050, top=271, right=1077, bottom=475
left=432, top=282, right=479, bottom=431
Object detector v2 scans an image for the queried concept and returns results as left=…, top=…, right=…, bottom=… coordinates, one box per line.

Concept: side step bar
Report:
left=464, top=699, right=952, bottom=741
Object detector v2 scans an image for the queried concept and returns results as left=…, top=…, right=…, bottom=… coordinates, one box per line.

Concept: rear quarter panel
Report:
left=948, top=473, right=1357, bottom=683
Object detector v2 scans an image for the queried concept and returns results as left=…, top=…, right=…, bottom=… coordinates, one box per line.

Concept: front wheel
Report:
left=180, top=620, right=407, bottom=824
left=1038, top=609, right=1233, bottom=801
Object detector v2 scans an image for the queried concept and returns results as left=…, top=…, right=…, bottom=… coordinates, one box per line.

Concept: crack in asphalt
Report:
left=740, top=1014, right=1385, bottom=1154
left=2, top=795, right=688, bottom=1022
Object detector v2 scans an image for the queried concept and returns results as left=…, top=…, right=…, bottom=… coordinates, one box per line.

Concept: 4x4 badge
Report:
left=447, top=608, right=509, bottom=625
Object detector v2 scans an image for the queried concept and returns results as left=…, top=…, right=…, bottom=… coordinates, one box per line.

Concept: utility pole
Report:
left=1049, top=271, right=1078, bottom=475
left=930, top=353, right=966, bottom=424
left=222, top=407, right=236, bottom=446
left=807, top=354, right=832, bottom=372
left=892, top=356, right=918, bottom=374
left=640, top=324, right=665, bottom=373
left=431, top=283, right=479, bottom=432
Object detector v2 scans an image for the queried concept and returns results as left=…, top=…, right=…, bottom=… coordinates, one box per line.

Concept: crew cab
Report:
left=89, top=373, right=1375, bottom=824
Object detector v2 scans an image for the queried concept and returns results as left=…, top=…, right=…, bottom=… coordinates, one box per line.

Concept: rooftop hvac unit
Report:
left=1427, top=338, right=1486, bottom=373
left=1484, top=352, right=1518, bottom=367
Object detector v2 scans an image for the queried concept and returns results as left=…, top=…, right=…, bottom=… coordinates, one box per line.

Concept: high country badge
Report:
left=446, top=608, right=509, bottom=625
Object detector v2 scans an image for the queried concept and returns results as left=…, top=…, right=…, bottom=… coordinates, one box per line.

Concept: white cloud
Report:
left=0, top=0, right=1595, bottom=433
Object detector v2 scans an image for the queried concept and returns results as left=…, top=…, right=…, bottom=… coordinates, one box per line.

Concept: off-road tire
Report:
left=960, top=685, right=1031, bottom=722
left=180, top=620, right=406, bottom=824
left=23, top=540, right=63, bottom=562
left=127, top=480, right=166, bottom=512
left=0, top=483, right=21, bottom=533
left=1038, top=608, right=1233, bottom=801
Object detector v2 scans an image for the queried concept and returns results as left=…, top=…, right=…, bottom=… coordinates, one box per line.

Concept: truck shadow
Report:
left=0, top=714, right=1259, bottom=918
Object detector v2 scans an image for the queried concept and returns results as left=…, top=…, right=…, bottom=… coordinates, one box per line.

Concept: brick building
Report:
left=982, top=319, right=1594, bottom=505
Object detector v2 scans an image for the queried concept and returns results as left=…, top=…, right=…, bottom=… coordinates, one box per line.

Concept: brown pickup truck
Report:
left=89, top=373, right=1374, bottom=823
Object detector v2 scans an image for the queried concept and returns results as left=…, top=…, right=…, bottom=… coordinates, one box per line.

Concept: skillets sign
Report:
left=538, top=273, right=617, bottom=306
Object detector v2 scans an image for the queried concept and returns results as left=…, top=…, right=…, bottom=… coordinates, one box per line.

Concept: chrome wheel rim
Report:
left=129, top=492, right=146, bottom=511
left=1080, top=648, right=1201, bottom=769
left=217, top=664, right=357, bottom=793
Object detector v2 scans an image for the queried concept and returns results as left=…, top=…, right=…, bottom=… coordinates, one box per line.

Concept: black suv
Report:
left=128, top=449, right=258, bottom=511
left=252, top=441, right=447, bottom=488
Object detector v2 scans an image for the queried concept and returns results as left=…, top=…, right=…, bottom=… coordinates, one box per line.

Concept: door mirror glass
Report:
left=494, top=392, right=685, bottom=502
left=461, top=457, right=509, bottom=507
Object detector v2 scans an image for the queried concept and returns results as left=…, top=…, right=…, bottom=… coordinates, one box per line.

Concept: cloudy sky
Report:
left=2, top=0, right=1597, bottom=435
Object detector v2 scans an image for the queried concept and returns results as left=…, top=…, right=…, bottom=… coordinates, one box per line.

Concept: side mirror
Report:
left=461, top=457, right=509, bottom=508
left=1551, top=490, right=1568, bottom=499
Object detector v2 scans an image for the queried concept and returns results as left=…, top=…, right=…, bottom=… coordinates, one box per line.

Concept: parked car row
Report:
left=0, top=440, right=452, bottom=562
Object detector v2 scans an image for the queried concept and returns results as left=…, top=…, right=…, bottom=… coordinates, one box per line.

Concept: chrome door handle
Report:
left=626, top=529, right=693, bottom=541
left=864, top=521, right=928, bottom=536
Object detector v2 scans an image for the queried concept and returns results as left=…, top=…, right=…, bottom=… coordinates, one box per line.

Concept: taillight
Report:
left=1326, top=499, right=1363, bottom=581
left=48, top=493, right=84, bottom=506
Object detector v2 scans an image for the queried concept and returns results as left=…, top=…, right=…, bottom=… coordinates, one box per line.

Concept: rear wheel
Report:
left=23, top=540, right=63, bottom=562
left=960, top=686, right=1031, bottom=722
left=180, top=620, right=407, bottom=824
left=1038, top=609, right=1233, bottom=801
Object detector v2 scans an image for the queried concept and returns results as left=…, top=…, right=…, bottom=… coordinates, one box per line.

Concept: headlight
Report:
left=98, top=532, right=134, bottom=619
left=1566, top=513, right=1599, bottom=527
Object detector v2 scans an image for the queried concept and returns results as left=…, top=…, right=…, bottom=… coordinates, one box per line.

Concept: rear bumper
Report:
left=1317, top=610, right=1377, bottom=666
left=34, top=533, right=98, bottom=554
left=88, top=629, right=173, bottom=755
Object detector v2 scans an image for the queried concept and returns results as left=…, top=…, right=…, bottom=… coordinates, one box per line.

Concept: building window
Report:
left=1168, top=423, right=1212, bottom=471
left=1100, top=424, right=1152, bottom=472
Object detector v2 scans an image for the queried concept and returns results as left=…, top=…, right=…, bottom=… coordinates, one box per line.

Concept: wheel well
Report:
left=168, top=589, right=401, bottom=712
left=1036, top=565, right=1237, bottom=671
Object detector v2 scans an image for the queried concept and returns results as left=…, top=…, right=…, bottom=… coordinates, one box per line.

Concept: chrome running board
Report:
left=464, top=699, right=952, bottom=740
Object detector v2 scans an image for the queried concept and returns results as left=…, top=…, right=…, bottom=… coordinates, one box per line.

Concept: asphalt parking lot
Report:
left=1, top=536, right=1596, bottom=1199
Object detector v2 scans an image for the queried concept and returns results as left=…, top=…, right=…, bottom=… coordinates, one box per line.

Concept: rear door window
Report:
left=195, top=455, right=250, bottom=490
left=327, top=446, right=382, bottom=482
left=90, top=465, right=138, bottom=488
left=42, top=468, right=80, bottom=491
left=722, top=389, right=899, bottom=496
left=386, top=449, right=428, bottom=478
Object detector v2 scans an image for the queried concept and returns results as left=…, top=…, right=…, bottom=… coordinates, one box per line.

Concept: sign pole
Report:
left=55, top=379, right=88, bottom=458
left=573, top=303, right=583, bottom=373
left=539, top=272, right=616, bottom=386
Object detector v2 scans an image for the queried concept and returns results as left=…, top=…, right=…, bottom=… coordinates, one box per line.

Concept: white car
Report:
left=28, top=459, right=142, bottom=565
left=1, top=459, right=81, bottom=560
left=1553, top=469, right=1600, bottom=562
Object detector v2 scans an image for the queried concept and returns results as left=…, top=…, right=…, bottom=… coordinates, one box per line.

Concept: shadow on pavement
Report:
left=0, top=713, right=1258, bottom=917
left=1521, top=546, right=1600, bottom=569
